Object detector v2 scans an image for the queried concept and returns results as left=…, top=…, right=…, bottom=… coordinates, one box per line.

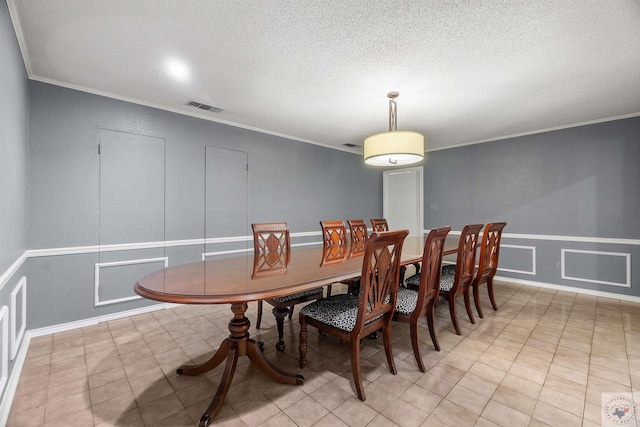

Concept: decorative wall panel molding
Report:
left=0, top=306, right=8, bottom=397
left=561, top=249, right=631, bottom=287
left=94, top=257, right=169, bottom=306
left=499, top=244, right=537, bottom=275
left=10, top=277, right=26, bottom=360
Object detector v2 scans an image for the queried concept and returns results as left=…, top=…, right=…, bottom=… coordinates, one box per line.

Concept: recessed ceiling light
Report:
left=166, top=59, right=190, bottom=82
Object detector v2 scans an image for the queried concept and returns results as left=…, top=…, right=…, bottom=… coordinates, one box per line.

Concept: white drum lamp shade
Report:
left=364, top=130, right=424, bottom=166
left=363, top=92, right=424, bottom=166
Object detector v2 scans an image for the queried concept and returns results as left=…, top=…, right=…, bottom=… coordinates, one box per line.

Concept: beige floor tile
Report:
left=89, top=377, right=131, bottom=406
left=91, top=392, right=138, bottom=425
left=9, top=388, right=47, bottom=413
left=491, top=384, right=536, bottom=416
left=481, top=400, right=529, bottom=427
left=473, top=416, right=501, bottom=427
left=458, top=372, right=498, bottom=398
left=538, top=386, right=585, bottom=417
left=366, top=413, right=399, bottom=427
left=283, top=395, right=330, bottom=427
left=235, top=395, right=281, bottom=426
left=429, top=398, right=479, bottom=426
left=445, top=383, right=489, bottom=415
left=44, top=391, right=91, bottom=423
left=257, top=411, right=300, bottom=427
left=414, top=371, right=456, bottom=397
left=398, top=383, right=442, bottom=414
left=381, top=398, right=429, bottom=427
left=309, top=381, right=353, bottom=411
left=7, top=405, right=45, bottom=427
left=87, top=366, right=126, bottom=389
left=542, top=374, right=585, bottom=400
left=531, top=401, right=582, bottom=427
left=43, top=407, right=94, bottom=427
left=499, top=372, right=542, bottom=400
left=469, top=361, right=507, bottom=384
left=138, top=393, right=186, bottom=425
left=332, top=397, right=379, bottom=427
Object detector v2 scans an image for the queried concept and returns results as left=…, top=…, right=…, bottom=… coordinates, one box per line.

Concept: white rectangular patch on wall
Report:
left=562, top=249, right=631, bottom=287
left=0, top=305, right=8, bottom=397
left=95, top=257, right=168, bottom=307
left=11, top=277, right=27, bottom=360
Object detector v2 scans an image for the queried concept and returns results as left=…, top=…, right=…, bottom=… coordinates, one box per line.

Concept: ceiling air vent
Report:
left=186, top=101, right=223, bottom=113
left=343, top=143, right=360, bottom=148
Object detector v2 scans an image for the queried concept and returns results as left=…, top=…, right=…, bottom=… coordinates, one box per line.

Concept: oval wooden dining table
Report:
left=134, top=234, right=457, bottom=426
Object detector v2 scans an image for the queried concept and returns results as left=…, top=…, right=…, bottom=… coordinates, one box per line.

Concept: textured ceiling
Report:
left=7, top=0, right=640, bottom=153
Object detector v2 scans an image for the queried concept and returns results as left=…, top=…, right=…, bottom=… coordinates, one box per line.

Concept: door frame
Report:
left=382, top=166, right=424, bottom=235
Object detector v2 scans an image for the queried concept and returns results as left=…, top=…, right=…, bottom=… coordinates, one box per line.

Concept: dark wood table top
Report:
left=134, top=234, right=458, bottom=305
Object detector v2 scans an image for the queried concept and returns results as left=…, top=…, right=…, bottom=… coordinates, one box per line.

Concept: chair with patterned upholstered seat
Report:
left=253, top=222, right=324, bottom=351
left=298, top=229, right=408, bottom=401
left=393, top=226, right=450, bottom=371
left=439, top=223, right=483, bottom=335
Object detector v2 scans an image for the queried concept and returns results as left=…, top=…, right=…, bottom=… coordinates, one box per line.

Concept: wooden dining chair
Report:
left=472, top=222, right=507, bottom=318
left=252, top=222, right=324, bottom=352
left=320, top=220, right=351, bottom=296
left=371, top=218, right=419, bottom=283
left=321, top=220, right=347, bottom=246
left=340, top=219, right=369, bottom=295
left=439, top=223, right=483, bottom=335
left=348, top=219, right=368, bottom=244
left=370, top=218, right=388, bottom=232
left=299, top=229, right=409, bottom=401
left=393, top=226, right=450, bottom=371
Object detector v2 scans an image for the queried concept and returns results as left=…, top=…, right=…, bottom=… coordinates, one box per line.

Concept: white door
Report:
left=383, top=166, right=423, bottom=237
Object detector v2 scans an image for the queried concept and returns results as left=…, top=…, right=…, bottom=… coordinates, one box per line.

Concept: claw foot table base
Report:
left=176, top=302, right=304, bottom=426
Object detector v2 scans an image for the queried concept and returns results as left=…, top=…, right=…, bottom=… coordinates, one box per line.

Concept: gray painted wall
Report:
left=0, top=0, right=29, bottom=403
left=26, top=81, right=382, bottom=328
left=0, top=0, right=27, bottom=273
left=423, top=117, right=640, bottom=296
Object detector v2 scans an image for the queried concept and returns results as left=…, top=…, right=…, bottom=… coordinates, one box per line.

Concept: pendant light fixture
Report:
left=363, top=92, right=424, bottom=166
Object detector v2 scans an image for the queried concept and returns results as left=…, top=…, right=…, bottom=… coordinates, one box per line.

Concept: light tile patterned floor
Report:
left=7, top=280, right=640, bottom=426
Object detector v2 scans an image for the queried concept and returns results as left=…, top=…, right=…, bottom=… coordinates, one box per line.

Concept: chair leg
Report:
left=426, top=305, right=440, bottom=352
left=473, top=283, right=484, bottom=319
left=409, top=321, right=425, bottom=372
left=449, top=297, right=461, bottom=335
left=326, top=284, right=332, bottom=297
left=463, top=289, right=475, bottom=324
left=288, top=305, right=295, bottom=320
left=382, top=325, right=397, bottom=375
left=299, top=316, right=308, bottom=368
left=350, top=338, right=365, bottom=401
left=273, top=307, right=289, bottom=352
left=256, top=300, right=263, bottom=329
left=347, top=279, right=360, bottom=296
left=487, top=277, right=498, bottom=311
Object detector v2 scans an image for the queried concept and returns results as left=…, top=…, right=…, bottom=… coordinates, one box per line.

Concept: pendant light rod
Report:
left=388, top=91, right=399, bottom=132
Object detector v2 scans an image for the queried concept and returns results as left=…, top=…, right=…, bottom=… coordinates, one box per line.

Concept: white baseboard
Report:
left=495, top=275, right=640, bottom=304
left=27, top=302, right=172, bottom=338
